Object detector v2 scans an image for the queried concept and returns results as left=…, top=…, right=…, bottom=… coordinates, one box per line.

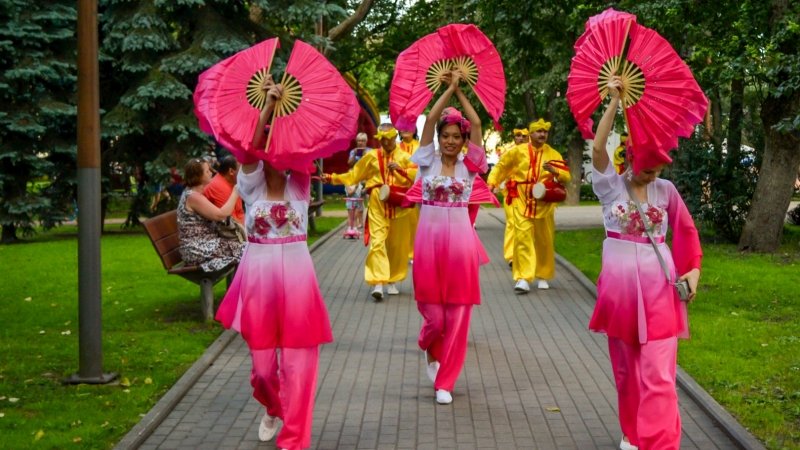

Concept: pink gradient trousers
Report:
left=417, top=302, right=472, bottom=392
left=608, top=337, right=681, bottom=450
left=250, top=347, right=320, bottom=450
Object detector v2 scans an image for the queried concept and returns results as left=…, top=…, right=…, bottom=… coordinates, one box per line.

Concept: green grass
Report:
left=0, top=218, right=342, bottom=449
left=556, top=226, right=800, bottom=450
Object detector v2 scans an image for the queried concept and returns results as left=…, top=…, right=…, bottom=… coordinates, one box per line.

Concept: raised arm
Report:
left=454, top=86, right=482, bottom=146
left=246, top=77, right=281, bottom=174
left=187, top=188, right=240, bottom=222
left=593, top=76, right=622, bottom=174
left=420, top=70, right=461, bottom=147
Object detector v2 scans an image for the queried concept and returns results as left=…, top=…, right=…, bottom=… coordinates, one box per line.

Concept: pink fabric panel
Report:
left=589, top=239, right=688, bottom=345
left=417, top=303, right=473, bottom=392
left=608, top=337, right=681, bottom=450
left=251, top=347, right=320, bottom=450
left=463, top=141, right=488, bottom=174
left=217, top=241, right=333, bottom=349
left=413, top=205, right=481, bottom=305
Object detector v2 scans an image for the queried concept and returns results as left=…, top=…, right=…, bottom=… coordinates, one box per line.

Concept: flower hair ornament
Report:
left=440, top=107, right=471, bottom=135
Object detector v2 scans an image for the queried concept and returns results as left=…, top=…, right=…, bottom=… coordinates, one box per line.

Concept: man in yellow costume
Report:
left=324, top=123, right=416, bottom=301
left=398, top=129, right=420, bottom=263
left=487, top=119, right=571, bottom=293
left=499, top=125, right=532, bottom=266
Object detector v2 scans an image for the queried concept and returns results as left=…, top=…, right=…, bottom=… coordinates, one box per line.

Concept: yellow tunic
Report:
left=331, top=148, right=416, bottom=285
left=398, top=139, right=420, bottom=259
left=487, top=143, right=571, bottom=282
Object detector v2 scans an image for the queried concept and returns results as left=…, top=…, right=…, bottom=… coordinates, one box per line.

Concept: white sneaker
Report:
left=258, top=413, right=279, bottom=442
left=386, top=283, right=399, bottom=295
left=537, top=280, right=550, bottom=290
left=619, top=436, right=638, bottom=450
left=424, top=351, right=439, bottom=383
left=435, top=389, right=453, bottom=404
left=514, top=279, right=530, bottom=294
left=371, top=284, right=383, bottom=301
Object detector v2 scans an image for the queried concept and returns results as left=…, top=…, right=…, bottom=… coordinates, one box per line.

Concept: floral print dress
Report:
left=177, top=189, right=244, bottom=272
left=589, top=162, right=693, bottom=345
left=215, top=162, right=333, bottom=350
left=410, top=142, right=488, bottom=305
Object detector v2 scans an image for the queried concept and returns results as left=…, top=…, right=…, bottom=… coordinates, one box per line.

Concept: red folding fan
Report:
left=390, top=23, right=506, bottom=131
left=566, top=8, right=708, bottom=173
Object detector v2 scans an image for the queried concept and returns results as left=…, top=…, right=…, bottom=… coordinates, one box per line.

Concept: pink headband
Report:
left=441, top=107, right=471, bottom=135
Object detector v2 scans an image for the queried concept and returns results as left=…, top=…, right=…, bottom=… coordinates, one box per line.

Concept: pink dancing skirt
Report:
left=216, top=241, right=333, bottom=349
left=588, top=237, right=689, bottom=345
left=413, top=203, right=483, bottom=305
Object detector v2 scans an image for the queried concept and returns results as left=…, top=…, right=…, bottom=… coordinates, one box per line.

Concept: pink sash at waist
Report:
left=422, top=200, right=468, bottom=207
left=606, top=230, right=664, bottom=244
left=248, top=234, right=307, bottom=245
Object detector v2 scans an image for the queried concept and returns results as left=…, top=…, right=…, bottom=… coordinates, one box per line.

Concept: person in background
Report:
left=177, top=158, right=244, bottom=272
left=323, top=123, right=416, bottom=301
left=487, top=119, right=571, bottom=293
left=204, top=155, right=245, bottom=224
left=399, top=129, right=420, bottom=263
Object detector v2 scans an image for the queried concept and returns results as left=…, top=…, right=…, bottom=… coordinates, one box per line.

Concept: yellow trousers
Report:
left=364, top=192, right=412, bottom=285
left=407, top=205, right=419, bottom=259
left=510, top=209, right=556, bottom=282
left=502, top=195, right=515, bottom=263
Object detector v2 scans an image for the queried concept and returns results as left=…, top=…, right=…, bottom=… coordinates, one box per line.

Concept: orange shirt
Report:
left=203, top=173, right=245, bottom=224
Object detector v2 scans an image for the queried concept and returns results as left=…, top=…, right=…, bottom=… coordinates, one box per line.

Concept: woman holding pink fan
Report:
left=214, top=78, right=333, bottom=450
left=589, top=76, right=702, bottom=450
left=408, top=69, right=488, bottom=405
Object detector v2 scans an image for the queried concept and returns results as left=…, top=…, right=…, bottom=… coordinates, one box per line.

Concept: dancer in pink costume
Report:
left=589, top=76, right=702, bottom=450
left=407, top=70, right=488, bottom=405
left=215, top=79, right=333, bottom=450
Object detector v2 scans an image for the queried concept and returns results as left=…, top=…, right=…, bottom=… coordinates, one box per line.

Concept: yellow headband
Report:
left=513, top=128, right=529, bottom=136
left=375, top=128, right=398, bottom=140
left=528, top=119, right=552, bottom=132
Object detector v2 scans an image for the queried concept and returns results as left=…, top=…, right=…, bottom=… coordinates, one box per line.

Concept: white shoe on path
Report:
left=387, top=283, right=399, bottom=295
left=435, top=389, right=453, bottom=404
left=258, top=413, right=279, bottom=442
left=371, top=284, right=383, bottom=301
left=514, top=279, right=530, bottom=294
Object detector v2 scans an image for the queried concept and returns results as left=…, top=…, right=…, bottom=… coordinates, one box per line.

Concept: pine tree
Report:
left=0, top=1, right=78, bottom=243
left=98, top=0, right=268, bottom=223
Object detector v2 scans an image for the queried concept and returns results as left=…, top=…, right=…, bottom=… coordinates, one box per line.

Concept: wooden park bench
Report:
left=142, top=210, right=236, bottom=321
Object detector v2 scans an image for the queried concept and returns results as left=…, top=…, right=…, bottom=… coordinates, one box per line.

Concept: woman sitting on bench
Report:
left=177, top=158, right=244, bottom=272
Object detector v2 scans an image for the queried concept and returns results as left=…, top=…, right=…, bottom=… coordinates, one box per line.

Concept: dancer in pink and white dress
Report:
left=590, top=76, right=702, bottom=450
left=409, top=70, right=488, bottom=405
left=215, top=79, right=333, bottom=450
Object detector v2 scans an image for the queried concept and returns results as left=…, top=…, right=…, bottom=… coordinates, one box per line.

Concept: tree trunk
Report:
left=565, top=133, right=584, bottom=205
left=738, top=92, right=800, bottom=252
left=1, top=224, right=18, bottom=244
left=725, top=77, right=744, bottom=168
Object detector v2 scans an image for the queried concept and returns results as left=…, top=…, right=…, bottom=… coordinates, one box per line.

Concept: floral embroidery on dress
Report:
left=609, top=200, right=665, bottom=236
left=251, top=201, right=304, bottom=238
left=423, top=176, right=473, bottom=203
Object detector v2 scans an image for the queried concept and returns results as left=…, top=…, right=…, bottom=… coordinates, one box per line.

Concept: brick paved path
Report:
left=132, top=210, right=746, bottom=450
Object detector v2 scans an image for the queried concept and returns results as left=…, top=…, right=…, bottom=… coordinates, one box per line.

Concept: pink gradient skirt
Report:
left=216, top=241, right=333, bottom=349
left=588, top=238, right=689, bottom=345
left=413, top=204, right=484, bottom=305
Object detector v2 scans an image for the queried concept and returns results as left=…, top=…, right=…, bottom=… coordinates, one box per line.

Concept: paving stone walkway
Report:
left=123, top=208, right=757, bottom=450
